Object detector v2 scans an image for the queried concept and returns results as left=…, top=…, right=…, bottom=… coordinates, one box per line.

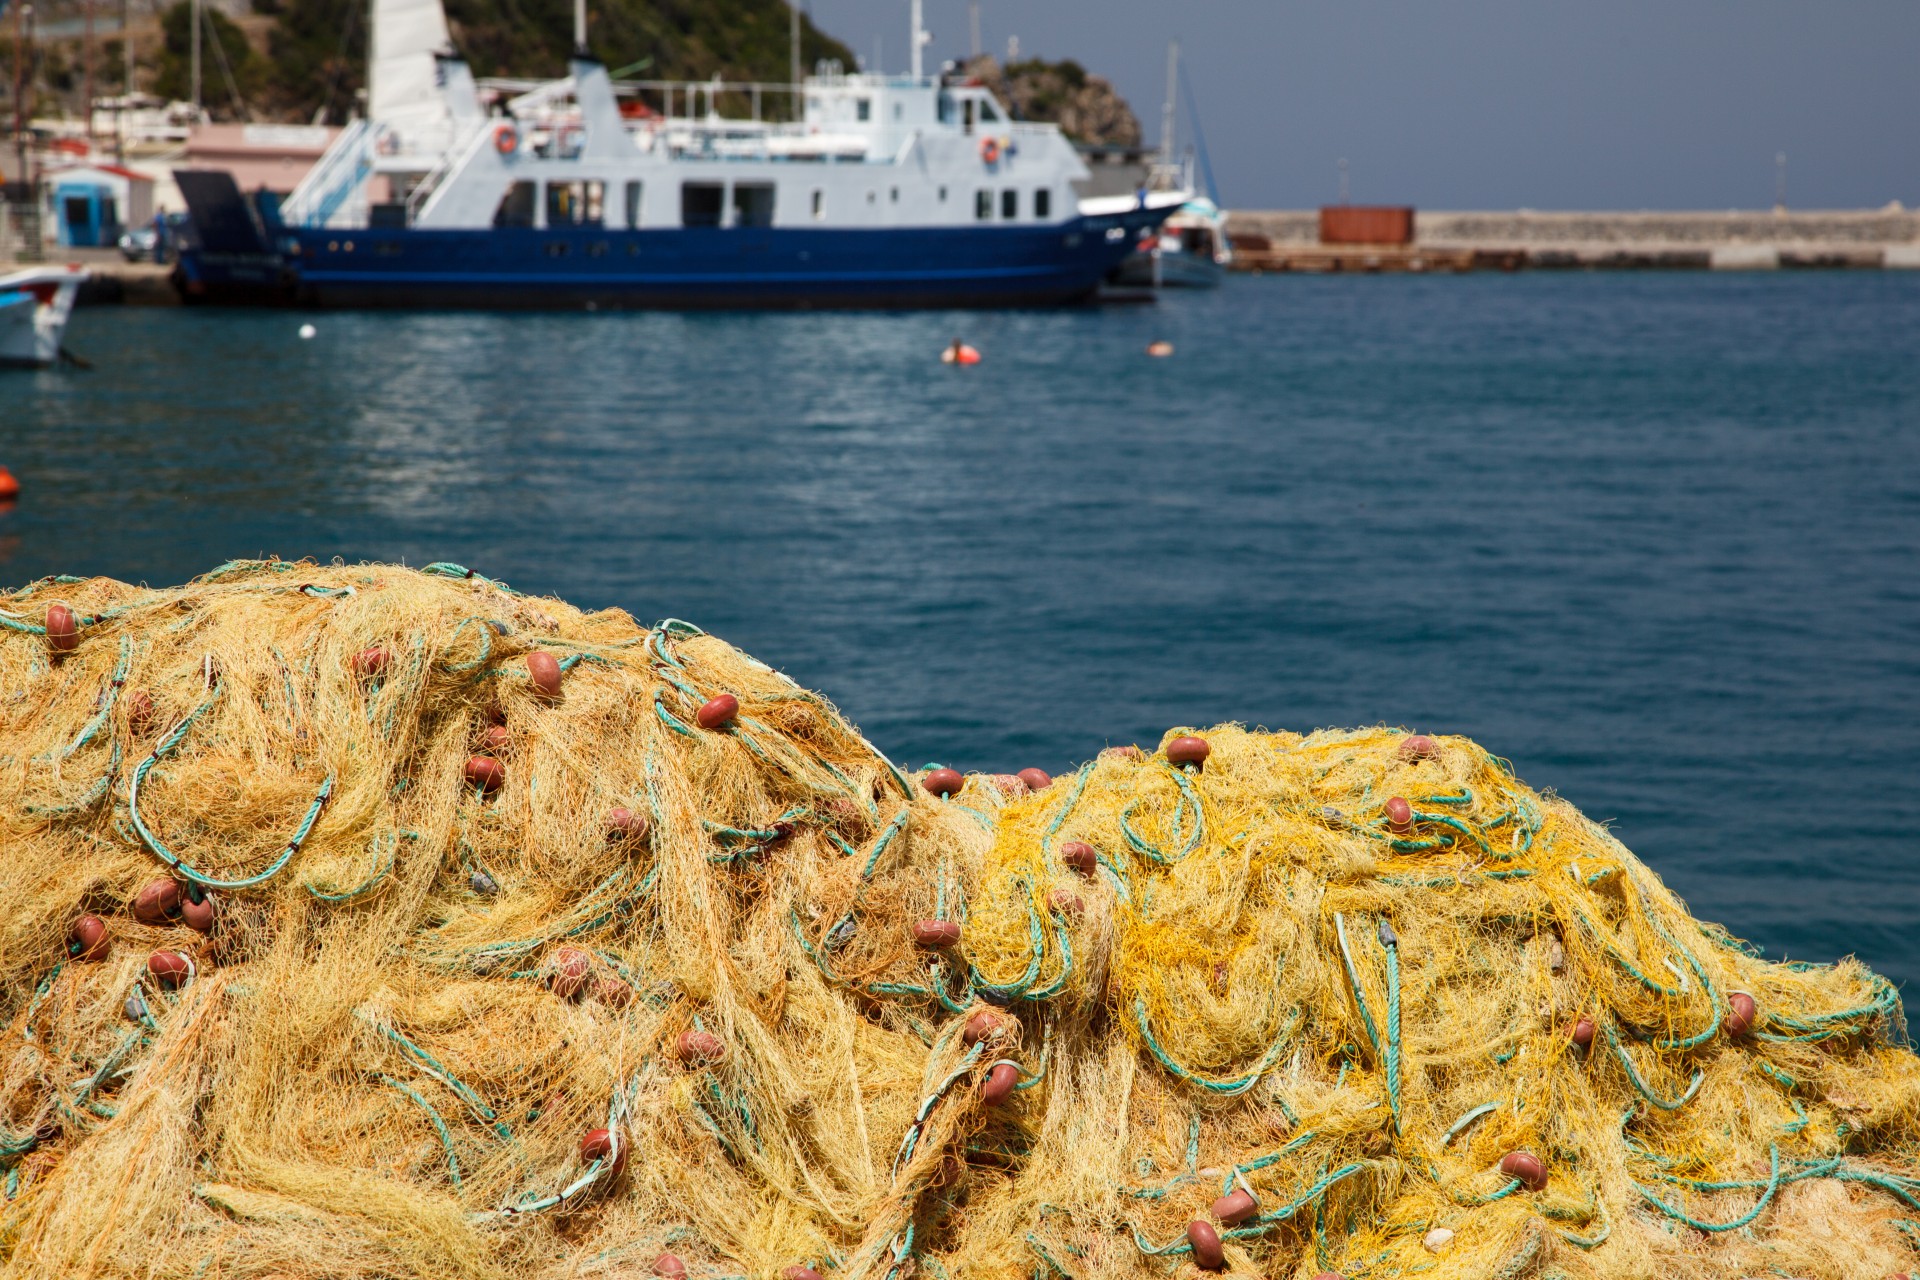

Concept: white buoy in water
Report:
left=298, top=324, right=317, bottom=340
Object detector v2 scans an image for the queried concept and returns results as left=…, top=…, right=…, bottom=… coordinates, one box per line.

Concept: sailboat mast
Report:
left=1159, top=41, right=1178, bottom=170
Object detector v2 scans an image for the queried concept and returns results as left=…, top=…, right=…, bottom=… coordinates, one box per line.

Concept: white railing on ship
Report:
left=280, top=119, right=382, bottom=229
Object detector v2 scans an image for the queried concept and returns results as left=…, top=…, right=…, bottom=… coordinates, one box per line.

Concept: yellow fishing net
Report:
left=0, top=561, right=1915, bottom=1280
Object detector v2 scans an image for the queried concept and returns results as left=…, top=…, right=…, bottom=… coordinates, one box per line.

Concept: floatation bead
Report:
left=607, top=807, right=649, bottom=843
left=695, top=694, right=739, bottom=729
left=653, top=1255, right=687, bottom=1280
left=179, top=883, right=215, bottom=933
left=548, top=947, right=592, bottom=999
left=1727, top=990, right=1759, bottom=1037
left=596, top=977, right=634, bottom=1008
left=127, top=690, right=155, bottom=732
left=989, top=773, right=1028, bottom=797
left=353, top=647, right=389, bottom=678
left=1398, top=734, right=1439, bottom=761
left=1570, top=1017, right=1596, bottom=1051
left=45, top=604, right=78, bottom=654
left=912, top=920, right=961, bottom=948
left=1048, top=889, right=1084, bottom=917
left=481, top=724, right=510, bottom=753
left=1383, top=796, right=1414, bottom=834
left=1059, top=841, right=1099, bottom=877
left=783, top=1268, right=823, bottom=1280
left=132, top=878, right=183, bottom=925
left=921, top=767, right=963, bottom=798
left=465, top=756, right=505, bottom=793
left=1499, top=1150, right=1548, bottom=1191
left=526, top=650, right=563, bottom=696
left=1186, top=1220, right=1226, bottom=1270
left=1210, top=1187, right=1257, bottom=1225
left=1101, top=745, right=1144, bottom=762
left=963, top=1011, right=1003, bottom=1044
left=148, top=950, right=191, bottom=987
left=579, top=1126, right=628, bottom=1175
left=981, top=1062, right=1019, bottom=1105
left=69, top=914, right=109, bottom=962
left=1165, top=736, right=1210, bottom=768
left=676, top=1030, right=725, bottom=1064
left=1017, top=767, right=1053, bottom=791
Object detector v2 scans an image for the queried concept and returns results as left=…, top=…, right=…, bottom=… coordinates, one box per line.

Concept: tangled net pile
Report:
left=1, top=561, right=1917, bottom=1280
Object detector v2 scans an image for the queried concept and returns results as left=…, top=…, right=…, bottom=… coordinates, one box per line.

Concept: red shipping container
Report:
left=1319, top=206, right=1415, bottom=245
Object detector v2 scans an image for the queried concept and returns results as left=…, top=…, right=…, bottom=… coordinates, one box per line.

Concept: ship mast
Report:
left=1158, top=41, right=1178, bottom=171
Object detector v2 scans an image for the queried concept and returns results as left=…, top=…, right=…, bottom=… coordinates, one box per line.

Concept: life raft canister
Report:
left=979, top=136, right=1000, bottom=164
left=495, top=123, right=519, bottom=155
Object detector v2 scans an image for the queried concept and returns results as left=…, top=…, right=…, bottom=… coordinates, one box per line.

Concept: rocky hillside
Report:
left=960, top=53, right=1140, bottom=147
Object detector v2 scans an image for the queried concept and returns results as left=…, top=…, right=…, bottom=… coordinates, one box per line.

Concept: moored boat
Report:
left=0, top=265, right=89, bottom=369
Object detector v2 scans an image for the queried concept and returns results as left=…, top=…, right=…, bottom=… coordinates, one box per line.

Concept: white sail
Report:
left=369, top=0, right=455, bottom=154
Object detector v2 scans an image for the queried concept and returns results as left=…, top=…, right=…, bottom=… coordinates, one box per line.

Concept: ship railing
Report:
left=281, top=119, right=383, bottom=229
left=407, top=119, right=495, bottom=225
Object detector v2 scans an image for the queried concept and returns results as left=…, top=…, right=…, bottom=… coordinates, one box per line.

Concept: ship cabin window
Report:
left=938, top=185, right=947, bottom=202
left=811, top=189, right=824, bottom=220
left=682, top=182, right=725, bottom=228
left=890, top=187, right=899, bottom=203
left=1034, top=188, right=1051, bottom=219
left=1001, top=189, right=1018, bottom=219
left=937, top=93, right=954, bottom=124
left=962, top=100, right=975, bottom=134
left=979, top=98, right=1003, bottom=123
left=866, top=190, right=876, bottom=205
left=975, top=190, right=992, bottom=221
left=545, top=180, right=604, bottom=226
left=893, top=102, right=902, bottom=120
left=625, top=181, right=642, bottom=229
left=493, top=180, right=536, bottom=228
left=545, top=241, right=569, bottom=257
left=855, top=97, right=871, bottom=122
left=732, top=182, right=776, bottom=228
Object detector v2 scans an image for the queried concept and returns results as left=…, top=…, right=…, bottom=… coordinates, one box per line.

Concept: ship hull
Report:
left=174, top=214, right=1174, bottom=311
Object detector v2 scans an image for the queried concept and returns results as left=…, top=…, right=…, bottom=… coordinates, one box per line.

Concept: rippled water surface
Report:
left=8, top=274, right=1919, bottom=980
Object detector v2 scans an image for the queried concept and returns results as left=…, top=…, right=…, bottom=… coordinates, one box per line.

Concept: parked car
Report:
left=118, top=213, right=187, bottom=264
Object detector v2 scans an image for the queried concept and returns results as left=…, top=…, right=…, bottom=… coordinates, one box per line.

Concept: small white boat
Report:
left=1111, top=197, right=1231, bottom=288
left=0, top=266, right=89, bottom=368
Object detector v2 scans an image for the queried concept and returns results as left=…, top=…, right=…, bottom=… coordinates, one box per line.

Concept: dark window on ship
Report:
left=493, top=180, right=536, bottom=228
left=625, top=180, right=642, bottom=229
left=811, top=189, right=824, bottom=220
left=890, top=187, right=899, bottom=203
left=732, top=183, right=776, bottom=228
left=975, top=190, right=992, bottom=221
left=589, top=241, right=608, bottom=257
left=545, top=241, right=569, bottom=257
left=855, top=97, right=871, bottom=122
left=682, top=182, right=725, bottom=228
left=545, top=180, right=604, bottom=227
left=962, top=100, right=975, bottom=134
left=1001, top=189, right=1018, bottom=219
left=1034, top=188, right=1051, bottom=219
left=938, top=186, right=947, bottom=202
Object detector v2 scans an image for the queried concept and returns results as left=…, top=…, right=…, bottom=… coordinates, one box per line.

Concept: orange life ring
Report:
left=979, top=136, right=1000, bottom=164
left=495, top=124, right=518, bottom=155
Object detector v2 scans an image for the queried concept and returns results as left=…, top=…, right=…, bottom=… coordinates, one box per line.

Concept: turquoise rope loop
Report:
left=127, top=680, right=334, bottom=889
left=306, top=831, right=404, bottom=903
left=1333, top=914, right=1382, bottom=1057
left=379, top=1074, right=463, bottom=1187
left=1635, top=1144, right=1782, bottom=1232
left=1602, top=1021, right=1705, bottom=1111
left=1039, top=764, right=1094, bottom=859
left=360, top=1013, right=510, bottom=1139
left=1133, top=992, right=1295, bottom=1097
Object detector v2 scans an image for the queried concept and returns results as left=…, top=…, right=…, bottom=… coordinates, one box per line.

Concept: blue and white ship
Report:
left=173, top=0, right=1184, bottom=309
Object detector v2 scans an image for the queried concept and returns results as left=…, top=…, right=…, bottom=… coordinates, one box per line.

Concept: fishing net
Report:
left=0, top=560, right=1916, bottom=1280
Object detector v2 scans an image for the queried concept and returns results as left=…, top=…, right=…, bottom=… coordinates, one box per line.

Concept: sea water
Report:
left=7, top=273, right=1919, bottom=981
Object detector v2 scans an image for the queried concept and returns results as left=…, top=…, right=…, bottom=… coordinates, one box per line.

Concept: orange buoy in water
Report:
left=148, top=950, right=192, bottom=987
left=1398, top=734, right=1439, bottom=761
left=132, top=878, right=183, bottom=925
left=1146, top=341, right=1175, bottom=358
left=1726, top=991, right=1759, bottom=1037
left=69, top=914, right=110, bottom=961
left=963, top=1010, right=1002, bottom=1043
left=0, top=467, right=19, bottom=501
left=548, top=946, right=592, bottom=998
left=1383, top=796, right=1414, bottom=834
left=1166, top=736, right=1210, bottom=768
left=1186, top=1220, right=1226, bottom=1271
left=1060, top=840, right=1098, bottom=877
left=1210, top=1187, right=1257, bottom=1225
left=922, top=767, right=964, bottom=798
left=941, top=341, right=983, bottom=365
left=526, top=651, right=563, bottom=696
left=981, top=1062, right=1019, bottom=1105
left=696, top=694, right=739, bottom=729
left=1499, top=1150, right=1548, bottom=1192
left=676, top=1030, right=725, bottom=1064
left=607, top=807, right=649, bottom=843
left=179, top=884, right=215, bottom=933
left=579, top=1126, right=628, bottom=1175
left=653, top=1255, right=687, bottom=1280
left=1017, top=767, right=1052, bottom=791
left=912, top=920, right=961, bottom=948
left=465, top=756, right=506, bottom=793
left=45, top=604, right=79, bottom=654
left=353, top=647, right=389, bottom=679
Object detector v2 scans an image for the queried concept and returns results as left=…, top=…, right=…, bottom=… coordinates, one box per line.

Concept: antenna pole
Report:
left=909, top=0, right=922, bottom=80
left=1159, top=40, right=1177, bottom=169
left=969, top=1, right=979, bottom=57
left=573, top=0, right=585, bottom=54
left=190, top=0, right=201, bottom=118
left=790, top=2, right=800, bottom=87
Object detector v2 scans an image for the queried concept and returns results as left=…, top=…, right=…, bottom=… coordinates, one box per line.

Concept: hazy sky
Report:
left=805, top=0, right=1920, bottom=211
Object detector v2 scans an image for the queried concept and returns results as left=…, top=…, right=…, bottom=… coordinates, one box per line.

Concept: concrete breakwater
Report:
left=1225, top=207, right=1920, bottom=271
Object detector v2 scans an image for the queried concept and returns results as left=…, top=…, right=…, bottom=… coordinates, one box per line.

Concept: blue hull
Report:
left=175, top=209, right=1174, bottom=311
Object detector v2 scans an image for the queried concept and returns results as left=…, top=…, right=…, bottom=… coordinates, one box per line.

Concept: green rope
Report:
left=1635, top=1144, right=1781, bottom=1232
left=1334, top=913, right=1382, bottom=1057
left=1602, top=1021, right=1704, bottom=1111
left=1132, top=993, right=1295, bottom=1097
left=1381, top=919, right=1403, bottom=1132
left=379, top=1074, right=462, bottom=1186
